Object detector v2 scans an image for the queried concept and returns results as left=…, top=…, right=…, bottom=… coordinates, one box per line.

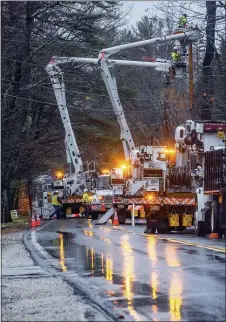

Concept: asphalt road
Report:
left=36, top=219, right=225, bottom=321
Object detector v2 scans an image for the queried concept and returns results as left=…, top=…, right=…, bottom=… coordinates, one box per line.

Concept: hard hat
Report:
left=84, top=189, right=88, bottom=192
left=173, top=47, right=178, bottom=51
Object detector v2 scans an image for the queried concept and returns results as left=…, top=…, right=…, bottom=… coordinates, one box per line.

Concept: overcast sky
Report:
left=123, top=1, right=152, bottom=26
left=122, top=1, right=204, bottom=27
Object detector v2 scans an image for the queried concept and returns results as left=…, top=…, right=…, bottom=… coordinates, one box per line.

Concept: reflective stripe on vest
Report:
left=82, top=193, right=90, bottom=203
left=172, top=52, right=180, bottom=61
left=52, top=195, right=60, bottom=206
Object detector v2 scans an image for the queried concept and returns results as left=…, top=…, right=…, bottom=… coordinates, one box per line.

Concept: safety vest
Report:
left=52, top=195, right=61, bottom=206
left=179, top=16, right=187, bottom=26
left=82, top=193, right=90, bottom=203
left=172, top=52, right=181, bottom=62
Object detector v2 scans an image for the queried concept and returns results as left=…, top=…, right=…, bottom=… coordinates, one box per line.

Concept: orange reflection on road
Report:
left=169, top=273, right=183, bottom=321
left=101, top=253, right=104, bottom=274
left=165, top=244, right=181, bottom=267
left=100, top=236, right=111, bottom=244
left=59, top=233, right=67, bottom=272
left=147, top=236, right=159, bottom=312
left=121, top=235, right=141, bottom=321
left=151, top=271, right=159, bottom=301
left=147, top=236, right=157, bottom=266
left=105, top=257, right=113, bottom=283
left=83, top=229, right=93, bottom=237
left=88, top=220, right=93, bottom=229
left=91, top=246, right=94, bottom=270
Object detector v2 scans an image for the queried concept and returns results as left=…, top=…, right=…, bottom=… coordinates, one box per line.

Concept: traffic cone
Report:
left=155, top=228, right=158, bottom=234
left=36, top=213, right=41, bottom=226
left=112, top=209, right=119, bottom=226
left=209, top=232, right=219, bottom=239
left=30, top=214, right=37, bottom=228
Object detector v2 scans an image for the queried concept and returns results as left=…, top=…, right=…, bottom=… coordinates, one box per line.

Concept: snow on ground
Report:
left=1, top=232, right=110, bottom=321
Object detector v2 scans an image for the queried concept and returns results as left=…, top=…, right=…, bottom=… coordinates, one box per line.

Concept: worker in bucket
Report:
left=171, top=47, right=181, bottom=78
left=50, top=191, right=62, bottom=219
left=178, top=14, right=187, bottom=28
left=82, top=189, right=90, bottom=218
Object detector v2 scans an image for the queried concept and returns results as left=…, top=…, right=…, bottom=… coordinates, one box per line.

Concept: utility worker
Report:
left=171, top=47, right=181, bottom=62
left=171, top=47, right=181, bottom=79
left=178, top=14, right=187, bottom=28
left=82, top=188, right=90, bottom=218
left=50, top=191, right=62, bottom=219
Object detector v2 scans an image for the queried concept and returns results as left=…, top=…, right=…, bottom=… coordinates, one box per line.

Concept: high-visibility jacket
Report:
left=82, top=193, right=90, bottom=203
left=172, top=52, right=181, bottom=62
left=52, top=195, right=61, bottom=206
left=179, top=16, right=187, bottom=27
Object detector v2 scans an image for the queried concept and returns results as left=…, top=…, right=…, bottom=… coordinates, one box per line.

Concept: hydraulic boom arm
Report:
left=46, top=61, right=83, bottom=174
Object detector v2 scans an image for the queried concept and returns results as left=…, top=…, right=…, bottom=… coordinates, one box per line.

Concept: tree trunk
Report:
left=201, top=1, right=217, bottom=120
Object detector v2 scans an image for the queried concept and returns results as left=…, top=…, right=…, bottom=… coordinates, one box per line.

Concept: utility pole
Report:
left=188, top=44, right=194, bottom=115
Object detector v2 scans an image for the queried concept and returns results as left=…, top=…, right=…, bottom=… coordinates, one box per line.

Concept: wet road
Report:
left=37, top=219, right=225, bottom=321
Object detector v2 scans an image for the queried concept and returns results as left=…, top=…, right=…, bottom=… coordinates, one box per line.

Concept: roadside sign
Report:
left=10, top=210, right=18, bottom=220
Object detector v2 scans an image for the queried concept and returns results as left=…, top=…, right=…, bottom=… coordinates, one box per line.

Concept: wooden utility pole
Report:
left=188, top=44, right=194, bottom=113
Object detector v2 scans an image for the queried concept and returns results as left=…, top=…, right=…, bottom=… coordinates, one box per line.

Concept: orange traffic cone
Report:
left=30, top=214, right=37, bottom=228
left=36, top=213, right=41, bottom=226
left=209, top=232, right=219, bottom=239
left=112, top=209, right=119, bottom=226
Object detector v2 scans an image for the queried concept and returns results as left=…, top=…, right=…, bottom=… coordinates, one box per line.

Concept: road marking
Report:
left=114, top=226, right=226, bottom=253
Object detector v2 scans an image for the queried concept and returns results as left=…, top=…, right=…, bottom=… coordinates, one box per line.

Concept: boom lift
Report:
left=46, top=61, right=96, bottom=216
left=45, top=28, right=200, bottom=221
left=96, top=28, right=200, bottom=225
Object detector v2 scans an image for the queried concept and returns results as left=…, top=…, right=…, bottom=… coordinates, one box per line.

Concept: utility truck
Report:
left=145, top=120, right=225, bottom=235
left=95, top=28, right=200, bottom=225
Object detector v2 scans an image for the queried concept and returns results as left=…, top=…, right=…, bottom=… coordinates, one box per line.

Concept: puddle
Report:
left=39, top=231, right=224, bottom=321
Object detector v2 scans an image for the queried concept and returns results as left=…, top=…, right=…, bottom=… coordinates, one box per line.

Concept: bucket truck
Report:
left=96, top=28, right=201, bottom=225
left=160, top=120, right=225, bottom=237
left=46, top=60, right=96, bottom=217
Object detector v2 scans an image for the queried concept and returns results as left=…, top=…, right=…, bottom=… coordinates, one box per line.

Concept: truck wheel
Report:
left=195, top=221, right=207, bottom=236
left=91, top=212, right=99, bottom=220
left=144, top=228, right=154, bottom=234
left=210, top=201, right=218, bottom=233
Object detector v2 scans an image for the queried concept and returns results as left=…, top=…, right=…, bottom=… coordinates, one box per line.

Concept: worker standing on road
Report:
left=82, top=189, right=90, bottom=218
left=178, top=14, right=187, bottom=28
left=50, top=191, right=62, bottom=219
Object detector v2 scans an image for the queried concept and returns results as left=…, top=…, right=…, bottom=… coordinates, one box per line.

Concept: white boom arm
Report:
left=99, top=30, right=200, bottom=58
left=98, top=29, right=200, bottom=160
left=48, top=56, right=172, bottom=160
left=46, top=61, right=83, bottom=174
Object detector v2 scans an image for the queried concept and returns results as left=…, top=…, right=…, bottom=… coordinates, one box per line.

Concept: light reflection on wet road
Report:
left=37, top=219, right=225, bottom=321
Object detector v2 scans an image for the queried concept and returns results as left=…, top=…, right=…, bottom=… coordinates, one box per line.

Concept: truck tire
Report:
left=90, top=212, right=99, bottom=220
left=210, top=201, right=218, bottom=233
left=195, top=221, right=207, bottom=237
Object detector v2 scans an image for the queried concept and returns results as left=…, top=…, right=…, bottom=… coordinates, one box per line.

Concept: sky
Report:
left=123, top=1, right=152, bottom=26
left=122, top=1, right=204, bottom=27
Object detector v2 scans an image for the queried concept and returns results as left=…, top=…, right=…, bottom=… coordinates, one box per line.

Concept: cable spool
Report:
left=169, top=166, right=191, bottom=186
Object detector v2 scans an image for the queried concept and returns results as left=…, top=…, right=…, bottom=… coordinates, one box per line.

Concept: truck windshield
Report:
left=97, top=176, right=110, bottom=190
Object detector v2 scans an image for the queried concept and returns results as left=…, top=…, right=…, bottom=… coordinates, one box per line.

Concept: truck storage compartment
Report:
left=204, top=148, right=226, bottom=192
